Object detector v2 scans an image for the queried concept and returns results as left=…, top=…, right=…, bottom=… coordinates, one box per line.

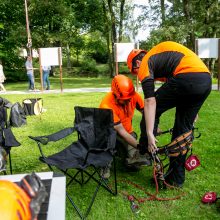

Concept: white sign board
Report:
left=39, top=47, right=62, bottom=66
left=19, top=49, right=39, bottom=58
left=115, top=43, right=135, bottom=62
left=197, top=38, right=219, bottom=58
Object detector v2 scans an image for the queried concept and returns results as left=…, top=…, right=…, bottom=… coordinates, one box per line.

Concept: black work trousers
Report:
left=140, top=72, right=211, bottom=185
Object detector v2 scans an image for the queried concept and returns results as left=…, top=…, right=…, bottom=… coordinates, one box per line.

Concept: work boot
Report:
left=125, top=164, right=140, bottom=172
left=100, top=167, right=111, bottom=179
left=164, top=177, right=183, bottom=188
left=126, top=151, right=152, bottom=167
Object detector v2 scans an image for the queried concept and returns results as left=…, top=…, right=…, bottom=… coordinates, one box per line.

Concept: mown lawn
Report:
left=5, top=77, right=113, bottom=91
left=4, top=75, right=218, bottom=92
left=1, top=90, right=220, bottom=220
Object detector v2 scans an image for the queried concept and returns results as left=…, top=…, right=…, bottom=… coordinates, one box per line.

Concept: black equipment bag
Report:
left=23, top=98, right=43, bottom=116
left=0, top=97, right=20, bottom=150
left=10, top=102, right=27, bottom=127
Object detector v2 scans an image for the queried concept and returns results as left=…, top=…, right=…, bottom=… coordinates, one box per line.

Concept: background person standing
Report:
left=25, top=56, right=35, bottom=91
left=42, top=65, right=51, bottom=90
left=0, top=61, right=6, bottom=92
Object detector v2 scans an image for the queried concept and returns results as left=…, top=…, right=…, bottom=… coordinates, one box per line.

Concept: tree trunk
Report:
left=108, top=0, right=117, bottom=77
left=160, top=0, right=165, bottom=25
left=66, top=43, right=71, bottom=70
left=119, top=0, right=125, bottom=42
left=102, top=0, right=114, bottom=77
left=182, top=0, right=194, bottom=49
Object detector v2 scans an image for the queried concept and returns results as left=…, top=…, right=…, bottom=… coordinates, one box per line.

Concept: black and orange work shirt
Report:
left=99, top=92, right=144, bottom=133
left=138, top=41, right=210, bottom=98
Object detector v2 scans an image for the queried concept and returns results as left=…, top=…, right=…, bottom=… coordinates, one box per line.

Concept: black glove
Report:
left=20, top=173, right=48, bottom=219
left=137, top=143, right=148, bottom=155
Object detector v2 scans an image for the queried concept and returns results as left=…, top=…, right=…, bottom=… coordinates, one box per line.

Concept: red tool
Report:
left=127, top=195, right=140, bottom=214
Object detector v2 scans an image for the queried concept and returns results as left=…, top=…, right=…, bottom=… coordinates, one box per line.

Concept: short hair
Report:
left=132, top=52, right=146, bottom=70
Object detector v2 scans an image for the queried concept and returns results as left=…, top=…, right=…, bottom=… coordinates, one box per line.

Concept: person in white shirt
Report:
left=0, top=61, right=6, bottom=92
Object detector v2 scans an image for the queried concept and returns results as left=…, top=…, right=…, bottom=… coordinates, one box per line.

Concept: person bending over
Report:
left=127, top=41, right=211, bottom=187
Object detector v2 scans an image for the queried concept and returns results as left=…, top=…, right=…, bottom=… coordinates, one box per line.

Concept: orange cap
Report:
left=111, top=74, right=135, bottom=100
left=127, top=49, right=147, bottom=74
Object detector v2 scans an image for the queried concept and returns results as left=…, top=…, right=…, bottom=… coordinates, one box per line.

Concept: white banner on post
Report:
left=39, top=47, right=62, bottom=66
left=115, top=43, right=135, bottom=62
left=197, top=38, right=219, bottom=59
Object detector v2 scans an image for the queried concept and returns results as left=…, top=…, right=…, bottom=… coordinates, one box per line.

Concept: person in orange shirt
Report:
left=127, top=41, right=212, bottom=187
left=100, top=75, right=151, bottom=178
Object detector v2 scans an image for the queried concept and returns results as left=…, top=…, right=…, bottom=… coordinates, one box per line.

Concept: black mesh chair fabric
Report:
left=29, top=106, right=117, bottom=219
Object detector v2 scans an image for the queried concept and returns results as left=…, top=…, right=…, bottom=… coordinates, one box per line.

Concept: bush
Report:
left=5, top=68, right=41, bottom=82
left=77, top=59, right=100, bottom=76
left=4, top=69, right=26, bottom=82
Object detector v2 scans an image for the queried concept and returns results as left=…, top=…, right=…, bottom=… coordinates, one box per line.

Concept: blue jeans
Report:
left=27, top=73, right=34, bottom=90
left=43, top=70, right=50, bottom=89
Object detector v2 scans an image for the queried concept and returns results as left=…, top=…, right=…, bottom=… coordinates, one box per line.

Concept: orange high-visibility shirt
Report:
left=99, top=92, right=144, bottom=133
left=138, top=41, right=210, bottom=82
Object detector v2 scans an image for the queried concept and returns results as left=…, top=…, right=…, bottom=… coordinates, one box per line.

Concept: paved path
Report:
left=1, top=84, right=218, bottom=95
left=1, top=87, right=111, bottom=95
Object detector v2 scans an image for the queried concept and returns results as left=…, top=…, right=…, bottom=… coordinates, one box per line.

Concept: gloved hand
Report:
left=137, top=143, right=148, bottom=155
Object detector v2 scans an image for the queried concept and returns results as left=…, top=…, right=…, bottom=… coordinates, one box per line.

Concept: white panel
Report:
left=115, top=43, right=135, bottom=62
left=39, top=47, right=62, bottom=66
left=197, top=38, right=219, bottom=58
left=32, top=49, right=39, bottom=58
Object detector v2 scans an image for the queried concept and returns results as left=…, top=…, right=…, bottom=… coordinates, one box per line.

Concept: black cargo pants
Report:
left=139, top=72, right=211, bottom=185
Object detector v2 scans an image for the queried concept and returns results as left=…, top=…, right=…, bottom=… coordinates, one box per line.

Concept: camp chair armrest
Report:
left=29, top=127, right=76, bottom=145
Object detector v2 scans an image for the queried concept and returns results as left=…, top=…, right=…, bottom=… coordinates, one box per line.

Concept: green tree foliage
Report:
left=85, top=32, right=108, bottom=64
left=0, top=0, right=26, bottom=67
left=140, top=0, right=219, bottom=48
left=28, top=0, right=69, bottom=47
left=139, top=0, right=220, bottom=75
left=1, top=0, right=219, bottom=78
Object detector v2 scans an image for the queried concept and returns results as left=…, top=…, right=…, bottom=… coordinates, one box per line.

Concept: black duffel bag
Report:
left=10, top=102, right=27, bottom=127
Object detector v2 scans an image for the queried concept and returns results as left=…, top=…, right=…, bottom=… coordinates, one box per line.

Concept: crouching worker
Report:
left=99, top=74, right=151, bottom=178
left=0, top=172, right=47, bottom=220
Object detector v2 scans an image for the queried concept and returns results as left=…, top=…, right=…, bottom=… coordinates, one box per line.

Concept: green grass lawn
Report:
left=1, top=90, right=220, bottom=220
left=3, top=74, right=218, bottom=92
left=4, top=77, right=113, bottom=91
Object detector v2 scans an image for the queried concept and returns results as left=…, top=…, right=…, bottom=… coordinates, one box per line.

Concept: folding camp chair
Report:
left=29, top=106, right=118, bottom=219
left=0, top=97, right=21, bottom=174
